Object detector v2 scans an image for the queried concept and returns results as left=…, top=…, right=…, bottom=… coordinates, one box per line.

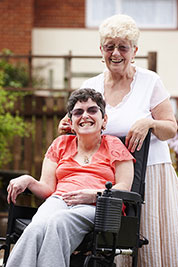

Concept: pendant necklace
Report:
left=82, top=145, right=100, bottom=164
left=78, top=139, right=101, bottom=165
left=84, top=155, right=90, bottom=164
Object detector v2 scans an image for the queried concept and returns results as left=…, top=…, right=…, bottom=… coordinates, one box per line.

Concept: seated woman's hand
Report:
left=58, top=114, right=72, bottom=135
left=125, top=118, right=153, bottom=153
left=7, top=175, right=31, bottom=204
left=62, top=189, right=101, bottom=206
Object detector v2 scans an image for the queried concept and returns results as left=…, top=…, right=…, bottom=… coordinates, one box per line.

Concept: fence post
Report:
left=64, top=50, right=72, bottom=91
left=148, top=52, right=157, bottom=72
left=28, top=50, right=32, bottom=87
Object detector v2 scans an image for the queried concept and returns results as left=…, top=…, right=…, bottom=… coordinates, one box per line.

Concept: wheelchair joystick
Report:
left=103, top=181, right=113, bottom=197
left=105, top=181, right=112, bottom=190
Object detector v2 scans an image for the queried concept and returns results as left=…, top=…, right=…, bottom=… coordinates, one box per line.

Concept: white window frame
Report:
left=85, top=0, right=178, bottom=29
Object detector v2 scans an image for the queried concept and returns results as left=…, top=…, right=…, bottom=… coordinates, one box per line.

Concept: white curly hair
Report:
left=99, top=14, right=140, bottom=47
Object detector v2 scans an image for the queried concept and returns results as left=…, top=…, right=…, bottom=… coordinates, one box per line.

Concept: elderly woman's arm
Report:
left=7, top=158, right=57, bottom=204
left=58, top=114, right=71, bottom=135
left=151, top=98, right=177, bottom=139
left=126, top=99, right=177, bottom=152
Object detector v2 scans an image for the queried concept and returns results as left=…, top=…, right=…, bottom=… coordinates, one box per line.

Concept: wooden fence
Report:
left=2, top=93, right=67, bottom=178
left=0, top=51, right=157, bottom=90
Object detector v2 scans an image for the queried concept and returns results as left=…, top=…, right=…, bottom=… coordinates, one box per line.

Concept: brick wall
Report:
left=0, top=0, right=34, bottom=54
left=0, top=0, right=85, bottom=54
left=34, top=0, right=85, bottom=28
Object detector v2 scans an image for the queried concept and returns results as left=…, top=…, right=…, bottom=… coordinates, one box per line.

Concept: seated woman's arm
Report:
left=7, top=158, right=57, bottom=204
left=112, top=159, right=134, bottom=191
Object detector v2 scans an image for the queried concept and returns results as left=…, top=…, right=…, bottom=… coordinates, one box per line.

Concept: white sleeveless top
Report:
left=81, top=66, right=171, bottom=166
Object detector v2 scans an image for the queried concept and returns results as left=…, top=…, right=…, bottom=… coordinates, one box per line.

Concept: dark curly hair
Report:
left=67, top=88, right=106, bottom=119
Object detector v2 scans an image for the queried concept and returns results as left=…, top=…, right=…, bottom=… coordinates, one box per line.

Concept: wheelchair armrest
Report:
left=23, top=188, right=33, bottom=195
left=111, top=189, right=142, bottom=204
left=9, top=188, right=33, bottom=205
left=11, top=188, right=42, bottom=209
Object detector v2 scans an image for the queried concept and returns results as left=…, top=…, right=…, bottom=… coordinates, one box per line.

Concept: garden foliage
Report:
left=0, top=50, right=30, bottom=167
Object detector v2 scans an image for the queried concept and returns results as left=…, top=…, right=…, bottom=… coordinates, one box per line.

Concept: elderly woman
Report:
left=6, top=88, right=134, bottom=267
left=59, top=15, right=178, bottom=267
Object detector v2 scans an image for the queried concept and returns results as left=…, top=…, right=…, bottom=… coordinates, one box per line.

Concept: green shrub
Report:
left=0, top=49, right=29, bottom=88
left=0, top=56, right=31, bottom=167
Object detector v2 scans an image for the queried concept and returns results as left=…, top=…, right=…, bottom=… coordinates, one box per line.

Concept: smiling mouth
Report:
left=79, top=122, right=94, bottom=127
left=111, top=59, right=124, bottom=63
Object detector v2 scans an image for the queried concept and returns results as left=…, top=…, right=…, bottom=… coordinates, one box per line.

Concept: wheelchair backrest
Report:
left=119, top=129, right=151, bottom=201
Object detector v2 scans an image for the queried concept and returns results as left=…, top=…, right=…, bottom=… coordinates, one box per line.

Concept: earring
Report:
left=131, top=58, right=135, bottom=64
left=101, top=56, right=105, bottom=63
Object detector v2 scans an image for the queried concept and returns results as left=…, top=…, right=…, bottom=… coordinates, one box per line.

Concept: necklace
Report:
left=84, top=155, right=90, bottom=164
left=79, top=143, right=101, bottom=165
left=77, top=138, right=101, bottom=165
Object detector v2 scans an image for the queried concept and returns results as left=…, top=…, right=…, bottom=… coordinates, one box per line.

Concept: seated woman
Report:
left=6, top=88, right=135, bottom=267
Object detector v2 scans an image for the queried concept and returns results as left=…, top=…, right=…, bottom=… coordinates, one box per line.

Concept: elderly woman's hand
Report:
left=62, top=189, right=102, bottom=206
left=58, top=114, right=71, bottom=135
left=125, top=118, right=153, bottom=153
left=7, top=175, right=32, bottom=204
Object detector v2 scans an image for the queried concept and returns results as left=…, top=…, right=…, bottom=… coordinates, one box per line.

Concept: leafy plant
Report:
left=0, top=55, right=31, bottom=167
left=0, top=49, right=29, bottom=88
left=0, top=49, right=47, bottom=89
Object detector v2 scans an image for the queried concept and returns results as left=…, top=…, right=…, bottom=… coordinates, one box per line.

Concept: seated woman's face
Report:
left=70, top=98, right=107, bottom=136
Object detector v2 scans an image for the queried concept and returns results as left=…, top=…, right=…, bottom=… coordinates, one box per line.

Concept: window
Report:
left=86, top=0, right=178, bottom=29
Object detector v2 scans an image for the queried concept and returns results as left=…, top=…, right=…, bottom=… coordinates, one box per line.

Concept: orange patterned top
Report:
left=45, top=135, right=135, bottom=196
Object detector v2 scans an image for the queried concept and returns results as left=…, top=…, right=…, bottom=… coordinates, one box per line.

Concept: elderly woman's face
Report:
left=70, top=98, right=107, bottom=136
left=101, top=37, right=138, bottom=75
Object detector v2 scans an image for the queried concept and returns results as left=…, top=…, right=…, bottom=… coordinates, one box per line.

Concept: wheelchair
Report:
left=0, top=130, right=151, bottom=267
